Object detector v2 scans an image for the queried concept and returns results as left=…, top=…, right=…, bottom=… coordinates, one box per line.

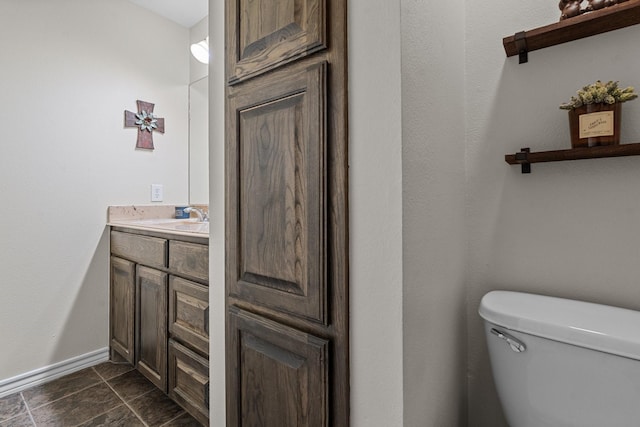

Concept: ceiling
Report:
left=127, top=0, right=208, bottom=28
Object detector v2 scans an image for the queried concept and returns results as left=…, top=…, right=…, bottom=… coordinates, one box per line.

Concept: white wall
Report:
left=465, top=3, right=640, bottom=426
left=207, top=0, right=226, bottom=423
left=0, top=0, right=189, bottom=383
left=401, top=0, right=468, bottom=424
left=349, top=4, right=469, bottom=426
left=349, top=0, right=405, bottom=426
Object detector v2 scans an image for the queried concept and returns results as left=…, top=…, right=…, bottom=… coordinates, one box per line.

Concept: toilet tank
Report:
left=479, top=291, right=640, bottom=427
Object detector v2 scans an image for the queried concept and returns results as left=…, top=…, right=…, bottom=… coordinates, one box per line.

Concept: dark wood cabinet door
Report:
left=226, top=0, right=327, bottom=84
left=228, top=308, right=329, bottom=427
left=225, top=0, right=348, bottom=425
left=227, top=61, right=327, bottom=324
left=110, top=256, right=135, bottom=364
left=136, top=265, right=168, bottom=391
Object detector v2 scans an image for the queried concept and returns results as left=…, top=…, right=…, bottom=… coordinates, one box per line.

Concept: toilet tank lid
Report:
left=479, top=290, right=640, bottom=361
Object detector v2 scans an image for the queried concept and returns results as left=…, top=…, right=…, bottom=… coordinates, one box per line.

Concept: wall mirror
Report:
left=189, top=76, right=209, bottom=204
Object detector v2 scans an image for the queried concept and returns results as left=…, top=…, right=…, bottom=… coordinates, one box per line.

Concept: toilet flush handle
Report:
left=490, top=328, right=526, bottom=353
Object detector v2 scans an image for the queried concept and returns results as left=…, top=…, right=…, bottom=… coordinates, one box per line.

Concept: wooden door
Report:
left=225, top=0, right=348, bottom=425
left=136, top=265, right=168, bottom=391
left=110, top=256, right=135, bottom=364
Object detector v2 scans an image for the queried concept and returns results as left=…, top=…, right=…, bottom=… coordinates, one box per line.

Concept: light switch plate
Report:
left=151, top=184, right=163, bottom=202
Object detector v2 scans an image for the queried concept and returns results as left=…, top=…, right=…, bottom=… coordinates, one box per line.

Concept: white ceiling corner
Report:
left=127, top=0, right=208, bottom=28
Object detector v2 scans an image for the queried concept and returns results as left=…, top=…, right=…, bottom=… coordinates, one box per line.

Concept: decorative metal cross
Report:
left=124, top=100, right=165, bottom=150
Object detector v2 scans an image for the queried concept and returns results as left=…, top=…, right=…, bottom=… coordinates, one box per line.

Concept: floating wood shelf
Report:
left=503, top=0, right=640, bottom=63
left=506, top=143, right=640, bottom=173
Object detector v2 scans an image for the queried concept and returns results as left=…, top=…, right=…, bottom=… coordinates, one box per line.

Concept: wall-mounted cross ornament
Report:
left=124, top=100, right=165, bottom=150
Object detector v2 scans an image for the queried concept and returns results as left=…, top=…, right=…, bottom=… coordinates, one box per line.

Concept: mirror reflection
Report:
left=189, top=76, right=209, bottom=204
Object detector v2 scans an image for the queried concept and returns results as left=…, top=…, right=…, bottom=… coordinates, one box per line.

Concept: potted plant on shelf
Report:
left=560, top=80, right=637, bottom=148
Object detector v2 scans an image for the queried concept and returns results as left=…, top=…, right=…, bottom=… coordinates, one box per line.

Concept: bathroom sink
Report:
left=110, top=218, right=209, bottom=235
left=143, top=219, right=209, bottom=233
left=170, top=221, right=209, bottom=233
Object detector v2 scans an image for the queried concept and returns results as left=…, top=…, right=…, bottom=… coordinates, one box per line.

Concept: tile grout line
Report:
left=67, top=370, right=144, bottom=427
left=24, top=367, right=107, bottom=412
left=27, top=366, right=130, bottom=427
left=67, top=370, right=110, bottom=427
left=68, top=404, right=128, bottom=427
left=27, top=373, right=120, bottom=426
left=19, top=391, right=37, bottom=427
left=102, top=377, right=153, bottom=427
left=6, top=364, right=192, bottom=427
left=97, top=365, right=193, bottom=427
left=0, top=406, right=31, bottom=426
left=158, top=410, right=189, bottom=427
left=25, top=380, right=103, bottom=411
left=91, top=363, right=134, bottom=383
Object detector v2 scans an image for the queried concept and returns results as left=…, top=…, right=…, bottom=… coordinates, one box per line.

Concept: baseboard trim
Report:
left=0, top=347, right=109, bottom=398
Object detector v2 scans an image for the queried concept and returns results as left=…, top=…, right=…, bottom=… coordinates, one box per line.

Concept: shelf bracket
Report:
left=515, top=147, right=531, bottom=173
left=514, top=31, right=528, bottom=64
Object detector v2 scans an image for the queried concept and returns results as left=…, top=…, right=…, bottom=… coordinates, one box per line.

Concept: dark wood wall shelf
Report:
left=506, top=143, right=640, bottom=173
left=504, top=0, right=640, bottom=63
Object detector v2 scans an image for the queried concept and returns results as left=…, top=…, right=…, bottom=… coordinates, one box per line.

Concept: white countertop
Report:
left=107, top=205, right=209, bottom=238
left=108, top=218, right=209, bottom=237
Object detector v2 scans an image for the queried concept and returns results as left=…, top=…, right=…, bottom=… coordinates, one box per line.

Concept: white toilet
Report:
left=479, top=290, right=640, bottom=427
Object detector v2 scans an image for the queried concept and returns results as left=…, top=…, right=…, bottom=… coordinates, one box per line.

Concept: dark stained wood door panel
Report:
left=226, top=0, right=327, bottom=84
left=110, top=256, right=135, bottom=364
left=136, top=265, right=168, bottom=391
left=227, top=307, right=328, bottom=427
left=228, top=61, right=327, bottom=324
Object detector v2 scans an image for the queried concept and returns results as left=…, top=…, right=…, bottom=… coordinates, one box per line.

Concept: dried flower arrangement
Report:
left=559, top=80, right=637, bottom=110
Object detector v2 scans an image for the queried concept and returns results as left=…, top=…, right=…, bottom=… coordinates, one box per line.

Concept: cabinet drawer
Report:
left=111, top=231, right=167, bottom=268
left=168, top=339, right=209, bottom=426
left=169, top=240, right=208, bottom=282
left=169, top=276, right=209, bottom=356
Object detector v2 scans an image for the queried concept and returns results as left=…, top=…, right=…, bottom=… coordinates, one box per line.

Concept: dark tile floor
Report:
left=0, top=362, right=203, bottom=427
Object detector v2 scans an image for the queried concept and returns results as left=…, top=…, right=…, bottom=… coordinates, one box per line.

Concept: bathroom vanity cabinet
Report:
left=109, top=227, right=209, bottom=425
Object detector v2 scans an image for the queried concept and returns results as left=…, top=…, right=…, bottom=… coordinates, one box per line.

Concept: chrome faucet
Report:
left=183, top=207, right=209, bottom=222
